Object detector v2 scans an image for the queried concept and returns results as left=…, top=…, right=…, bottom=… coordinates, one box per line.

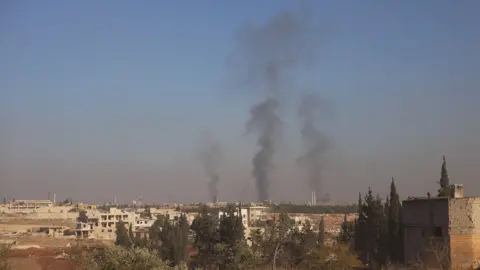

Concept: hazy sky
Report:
left=1, top=0, right=479, bottom=204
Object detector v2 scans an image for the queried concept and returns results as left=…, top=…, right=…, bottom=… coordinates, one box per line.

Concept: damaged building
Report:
left=402, top=184, right=480, bottom=269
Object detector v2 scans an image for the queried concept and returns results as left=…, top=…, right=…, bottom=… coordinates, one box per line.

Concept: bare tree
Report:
left=410, top=237, right=450, bottom=270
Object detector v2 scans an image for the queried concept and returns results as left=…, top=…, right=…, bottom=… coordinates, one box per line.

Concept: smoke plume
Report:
left=298, top=92, right=330, bottom=203
left=232, top=10, right=323, bottom=202
left=245, top=98, right=281, bottom=201
left=200, top=140, right=222, bottom=202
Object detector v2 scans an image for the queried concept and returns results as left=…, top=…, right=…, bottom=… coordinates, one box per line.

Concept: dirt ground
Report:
left=8, top=248, right=76, bottom=270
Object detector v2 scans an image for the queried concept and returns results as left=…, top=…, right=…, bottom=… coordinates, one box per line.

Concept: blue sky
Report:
left=1, top=1, right=480, bottom=203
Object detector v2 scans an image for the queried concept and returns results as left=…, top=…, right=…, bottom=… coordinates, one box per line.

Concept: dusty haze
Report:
left=1, top=2, right=480, bottom=204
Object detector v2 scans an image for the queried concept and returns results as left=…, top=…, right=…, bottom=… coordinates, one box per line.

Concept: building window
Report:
left=108, top=229, right=112, bottom=233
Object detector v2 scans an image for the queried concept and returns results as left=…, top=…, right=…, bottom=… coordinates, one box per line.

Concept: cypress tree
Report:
left=191, top=206, right=220, bottom=269
left=317, top=216, right=325, bottom=247
left=128, top=223, right=134, bottom=245
left=437, top=155, right=451, bottom=197
left=354, top=193, right=366, bottom=257
left=115, top=220, right=132, bottom=248
left=388, top=178, right=403, bottom=263
left=338, top=214, right=354, bottom=245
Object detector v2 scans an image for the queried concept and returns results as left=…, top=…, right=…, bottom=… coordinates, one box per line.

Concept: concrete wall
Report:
left=448, top=197, right=480, bottom=268
left=402, top=198, right=449, bottom=265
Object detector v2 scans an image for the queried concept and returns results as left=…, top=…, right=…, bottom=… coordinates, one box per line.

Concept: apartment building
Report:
left=218, top=208, right=250, bottom=228
left=76, top=207, right=139, bottom=240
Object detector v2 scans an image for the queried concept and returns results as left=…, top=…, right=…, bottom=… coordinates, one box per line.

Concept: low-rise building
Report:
left=8, top=200, right=53, bottom=209
left=76, top=207, right=139, bottom=240
left=402, top=184, right=480, bottom=269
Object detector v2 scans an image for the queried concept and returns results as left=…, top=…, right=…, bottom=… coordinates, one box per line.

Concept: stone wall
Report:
left=448, top=197, right=480, bottom=268
left=402, top=198, right=449, bottom=265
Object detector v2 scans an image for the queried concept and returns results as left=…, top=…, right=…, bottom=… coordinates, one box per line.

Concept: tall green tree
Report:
left=355, top=188, right=389, bottom=269
left=354, top=192, right=367, bottom=262
left=148, top=213, right=189, bottom=267
left=338, top=214, right=354, bottom=245
left=174, top=213, right=189, bottom=264
left=190, top=205, right=220, bottom=269
left=141, top=205, right=152, bottom=219
left=437, top=155, right=451, bottom=197
left=217, top=204, right=248, bottom=269
left=115, top=220, right=132, bottom=248
left=317, top=216, right=325, bottom=247
left=388, top=178, right=403, bottom=263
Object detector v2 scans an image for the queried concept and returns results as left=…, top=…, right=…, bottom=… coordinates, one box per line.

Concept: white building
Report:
left=218, top=208, right=249, bottom=228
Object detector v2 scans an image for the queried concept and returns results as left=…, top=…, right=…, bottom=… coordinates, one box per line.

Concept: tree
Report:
left=115, top=220, right=132, bottom=248
left=338, top=214, right=354, bottom=245
left=437, top=155, right=451, bottom=197
left=318, top=216, right=325, bottom=247
left=190, top=206, right=220, bottom=269
left=217, top=204, right=246, bottom=269
left=355, top=188, right=389, bottom=268
left=77, top=210, right=89, bottom=223
left=69, top=244, right=169, bottom=270
left=141, top=206, right=152, bottom=219
left=171, top=214, right=189, bottom=266
left=388, top=178, right=403, bottom=263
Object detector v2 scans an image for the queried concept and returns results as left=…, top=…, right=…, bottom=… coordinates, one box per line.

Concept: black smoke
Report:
left=298, top=92, right=330, bottom=203
left=200, top=141, right=222, bottom=202
left=245, top=98, right=281, bottom=201
left=231, top=9, right=324, bottom=202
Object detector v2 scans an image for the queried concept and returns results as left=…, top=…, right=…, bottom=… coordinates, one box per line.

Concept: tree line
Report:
left=69, top=155, right=458, bottom=269
left=336, top=155, right=456, bottom=269
left=92, top=203, right=359, bottom=270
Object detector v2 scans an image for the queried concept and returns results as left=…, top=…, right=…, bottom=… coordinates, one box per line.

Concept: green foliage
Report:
left=353, top=184, right=405, bottom=268
left=149, top=214, right=189, bottom=267
left=300, top=244, right=360, bottom=270
left=437, top=155, right=451, bottom=197
left=318, top=217, right=325, bottom=247
left=141, top=206, right=152, bottom=219
left=70, top=245, right=169, bottom=270
left=190, top=206, right=220, bottom=269
left=337, top=214, right=354, bottom=245
left=388, top=178, right=403, bottom=263
left=115, top=220, right=132, bottom=248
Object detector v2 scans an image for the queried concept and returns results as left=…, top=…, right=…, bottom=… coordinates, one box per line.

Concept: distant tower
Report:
left=214, top=195, right=218, bottom=204
left=311, top=190, right=317, bottom=206
left=114, top=196, right=117, bottom=205
left=53, top=193, right=56, bottom=205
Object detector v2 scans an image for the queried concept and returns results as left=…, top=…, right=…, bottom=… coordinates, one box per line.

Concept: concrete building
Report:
left=218, top=208, right=249, bottom=228
left=402, top=184, right=480, bottom=269
left=76, top=207, right=139, bottom=240
left=218, top=205, right=270, bottom=229
left=8, top=200, right=53, bottom=209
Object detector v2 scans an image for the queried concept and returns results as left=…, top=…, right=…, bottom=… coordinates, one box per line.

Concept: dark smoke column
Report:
left=200, top=141, right=222, bottom=203
left=230, top=10, right=323, bottom=202
left=298, top=93, right=330, bottom=203
left=246, top=98, right=281, bottom=201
